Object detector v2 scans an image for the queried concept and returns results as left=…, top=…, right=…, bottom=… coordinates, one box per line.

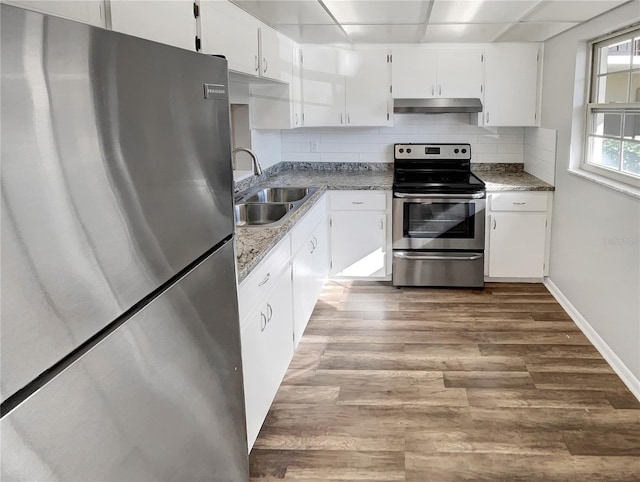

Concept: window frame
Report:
left=582, top=26, right=640, bottom=188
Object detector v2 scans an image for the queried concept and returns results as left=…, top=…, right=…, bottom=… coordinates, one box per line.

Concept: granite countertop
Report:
left=235, top=162, right=552, bottom=282
left=472, top=163, right=555, bottom=192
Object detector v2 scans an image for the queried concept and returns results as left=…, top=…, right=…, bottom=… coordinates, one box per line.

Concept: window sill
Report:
left=567, top=168, right=640, bottom=200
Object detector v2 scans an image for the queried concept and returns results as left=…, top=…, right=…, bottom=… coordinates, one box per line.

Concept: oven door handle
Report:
left=394, top=252, right=483, bottom=261
left=394, top=192, right=485, bottom=199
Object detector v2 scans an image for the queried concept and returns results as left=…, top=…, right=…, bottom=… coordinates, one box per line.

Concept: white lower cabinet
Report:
left=239, top=195, right=329, bottom=450
left=486, top=192, right=552, bottom=279
left=239, top=235, right=293, bottom=451
left=329, top=191, right=390, bottom=278
left=241, top=263, right=293, bottom=450
left=292, top=213, right=328, bottom=347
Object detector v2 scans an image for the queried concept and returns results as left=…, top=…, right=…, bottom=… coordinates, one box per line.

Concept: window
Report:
left=584, top=27, right=640, bottom=187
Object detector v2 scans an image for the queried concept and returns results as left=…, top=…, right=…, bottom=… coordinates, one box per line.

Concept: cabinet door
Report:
left=488, top=213, right=546, bottom=278
left=110, top=1, right=195, bottom=51
left=301, top=46, right=345, bottom=126
left=200, top=0, right=259, bottom=76
left=292, top=238, right=315, bottom=347
left=391, top=47, right=437, bottom=99
left=483, top=43, right=540, bottom=127
left=259, top=25, right=281, bottom=81
left=437, top=49, right=483, bottom=98
left=345, top=49, right=391, bottom=126
left=311, top=217, right=329, bottom=295
left=330, top=212, right=386, bottom=278
left=241, top=269, right=293, bottom=450
left=5, top=0, right=105, bottom=26
left=292, top=43, right=303, bottom=128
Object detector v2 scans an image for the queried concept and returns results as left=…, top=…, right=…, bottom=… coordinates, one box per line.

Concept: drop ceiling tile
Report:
left=424, top=23, right=511, bottom=42
left=276, top=24, right=351, bottom=43
left=323, top=0, right=432, bottom=24
left=523, top=0, right=629, bottom=22
left=429, top=0, right=539, bottom=24
left=497, top=21, right=579, bottom=41
left=232, top=0, right=335, bottom=25
left=343, top=24, right=424, bottom=43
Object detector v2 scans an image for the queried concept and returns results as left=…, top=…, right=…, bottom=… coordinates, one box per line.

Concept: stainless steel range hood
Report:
left=394, top=98, right=483, bottom=114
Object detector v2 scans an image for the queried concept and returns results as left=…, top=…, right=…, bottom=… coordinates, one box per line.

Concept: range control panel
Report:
left=394, top=143, right=471, bottom=160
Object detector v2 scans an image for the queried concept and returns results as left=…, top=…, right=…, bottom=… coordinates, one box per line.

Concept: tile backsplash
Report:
left=280, top=114, right=525, bottom=164
left=524, top=127, right=557, bottom=185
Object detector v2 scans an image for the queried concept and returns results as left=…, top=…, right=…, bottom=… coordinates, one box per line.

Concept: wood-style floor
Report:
left=249, top=281, right=640, bottom=481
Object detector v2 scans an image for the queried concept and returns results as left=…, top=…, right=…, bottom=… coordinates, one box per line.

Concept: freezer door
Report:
left=1, top=241, right=249, bottom=481
left=1, top=6, right=234, bottom=401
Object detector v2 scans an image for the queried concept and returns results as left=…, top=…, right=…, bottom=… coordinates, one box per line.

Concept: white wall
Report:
left=541, top=0, right=640, bottom=391
left=281, top=114, right=525, bottom=164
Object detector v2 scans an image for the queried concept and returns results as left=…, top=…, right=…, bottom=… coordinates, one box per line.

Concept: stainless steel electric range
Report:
left=392, top=143, right=486, bottom=288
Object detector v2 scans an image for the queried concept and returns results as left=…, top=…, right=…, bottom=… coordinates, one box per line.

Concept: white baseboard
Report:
left=544, top=278, right=640, bottom=401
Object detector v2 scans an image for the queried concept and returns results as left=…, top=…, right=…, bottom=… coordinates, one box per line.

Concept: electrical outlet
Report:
left=310, top=141, right=318, bottom=153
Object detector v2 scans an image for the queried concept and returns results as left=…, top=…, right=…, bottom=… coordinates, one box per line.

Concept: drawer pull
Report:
left=266, top=303, right=273, bottom=322
left=513, top=202, right=526, bottom=205
left=258, top=272, right=270, bottom=287
left=260, top=312, right=267, bottom=332
left=493, top=218, right=497, bottom=230
left=351, top=201, right=364, bottom=205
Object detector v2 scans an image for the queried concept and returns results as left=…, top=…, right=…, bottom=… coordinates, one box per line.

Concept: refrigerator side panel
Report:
left=1, top=241, right=249, bottom=481
left=1, top=5, right=234, bottom=401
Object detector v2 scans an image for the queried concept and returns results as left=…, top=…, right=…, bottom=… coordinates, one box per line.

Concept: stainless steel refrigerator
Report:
left=1, top=4, right=249, bottom=480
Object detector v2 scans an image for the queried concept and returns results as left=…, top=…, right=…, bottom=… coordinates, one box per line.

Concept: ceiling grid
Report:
left=231, top=0, right=631, bottom=43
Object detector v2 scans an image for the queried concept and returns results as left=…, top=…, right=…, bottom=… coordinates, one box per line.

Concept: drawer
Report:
left=291, top=194, right=327, bottom=255
left=238, top=235, right=291, bottom=322
left=330, top=191, right=387, bottom=211
left=490, top=192, right=548, bottom=212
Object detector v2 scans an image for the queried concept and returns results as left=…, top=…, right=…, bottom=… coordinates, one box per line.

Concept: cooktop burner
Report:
left=393, top=143, right=485, bottom=195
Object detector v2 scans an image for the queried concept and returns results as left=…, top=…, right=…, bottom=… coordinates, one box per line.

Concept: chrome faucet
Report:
left=232, top=147, right=263, bottom=176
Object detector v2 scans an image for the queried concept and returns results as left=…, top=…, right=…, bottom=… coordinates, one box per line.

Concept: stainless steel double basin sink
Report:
left=234, top=186, right=318, bottom=227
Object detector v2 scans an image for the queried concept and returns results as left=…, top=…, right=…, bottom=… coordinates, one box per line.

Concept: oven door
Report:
left=392, top=194, right=486, bottom=250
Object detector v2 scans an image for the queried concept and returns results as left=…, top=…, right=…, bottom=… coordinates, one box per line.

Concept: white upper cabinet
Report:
left=301, top=47, right=391, bottom=127
left=4, top=0, right=105, bottom=27
left=301, top=46, right=346, bottom=127
left=345, top=49, right=392, bottom=126
left=201, top=0, right=260, bottom=76
left=259, top=25, right=289, bottom=82
left=482, top=43, right=540, bottom=127
left=437, top=49, right=483, bottom=98
left=292, top=43, right=303, bottom=127
left=391, top=47, right=438, bottom=98
left=110, top=1, right=196, bottom=51
left=200, top=1, right=293, bottom=81
left=391, top=47, right=482, bottom=99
